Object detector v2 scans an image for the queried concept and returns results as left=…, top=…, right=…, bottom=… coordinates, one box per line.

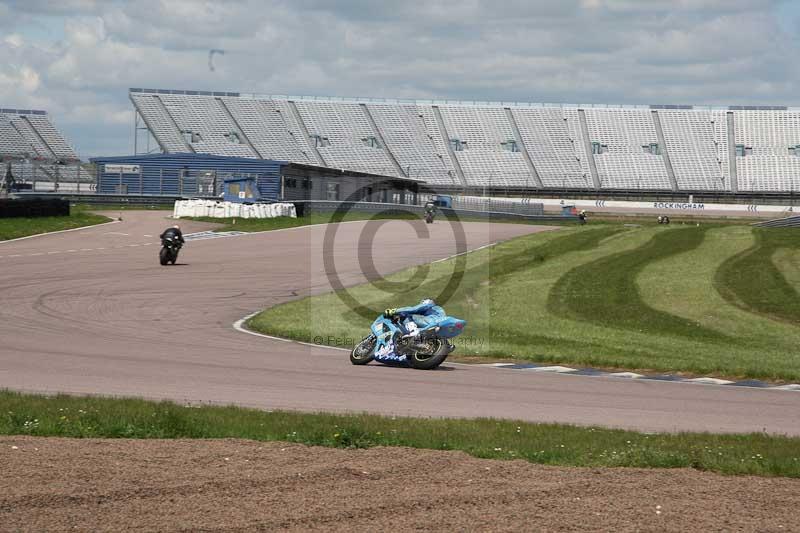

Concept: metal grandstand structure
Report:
left=129, top=88, right=800, bottom=196
left=0, top=108, right=96, bottom=193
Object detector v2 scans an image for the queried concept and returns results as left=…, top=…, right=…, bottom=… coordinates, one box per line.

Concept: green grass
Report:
left=189, top=210, right=564, bottom=233
left=250, top=221, right=800, bottom=381
left=549, top=225, right=727, bottom=340
left=2, top=390, right=799, bottom=477
left=0, top=205, right=110, bottom=240
left=716, top=227, right=800, bottom=323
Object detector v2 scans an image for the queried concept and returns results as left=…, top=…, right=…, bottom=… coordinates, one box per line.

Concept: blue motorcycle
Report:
left=350, top=299, right=466, bottom=370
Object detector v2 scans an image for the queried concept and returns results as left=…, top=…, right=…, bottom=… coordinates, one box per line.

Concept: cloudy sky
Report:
left=2, top=0, right=799, bottom=158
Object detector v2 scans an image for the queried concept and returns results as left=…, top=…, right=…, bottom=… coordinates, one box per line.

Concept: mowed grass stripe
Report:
left=2, top=391, right=799, bottom=477
left=548, top=225, right=727, bottom=340
left=715, top=227, right=800, bottom=324
left=635, top=225, right=800, bottom=380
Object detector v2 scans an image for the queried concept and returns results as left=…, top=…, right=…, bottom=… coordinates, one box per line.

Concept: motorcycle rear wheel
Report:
left=350, top=335, right=376, bottom=365
left=407, top=337, right=449, bottom=370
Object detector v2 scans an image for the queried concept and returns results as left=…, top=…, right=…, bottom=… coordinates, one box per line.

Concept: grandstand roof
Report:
left=128, top=88, right=793, bottom=112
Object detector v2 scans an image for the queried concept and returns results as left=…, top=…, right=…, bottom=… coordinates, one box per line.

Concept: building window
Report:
left=310, top=134, right=331, bottom=147
left=735, top=144, right=752, bottom=157
left=591, top=142, right=607, bottom=155
left=501, top=140, right=520, bottom=152
left=450, top=138, right=467, bottom=152
left=225, top=132, right=242, bottom=144
left=326, top=182, right=340, bottom=200
left=362, top=136, right=382, bottom=149
left=285, top=177, right=297, bottom=188
left=790, top=145, right=800, bottom=156
left=642, top=143, right=660, bottom=155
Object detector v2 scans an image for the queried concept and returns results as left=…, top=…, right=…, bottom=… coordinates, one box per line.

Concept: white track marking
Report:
left=688, top=377, right=735, bottom=385
left=610, top=372, right=645, bottom=379
left=524, top=365, right=578, bottom=373
left=773, top=384, right=800, bottom=391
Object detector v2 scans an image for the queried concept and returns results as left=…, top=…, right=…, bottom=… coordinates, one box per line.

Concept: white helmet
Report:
left=421, top=298, right=435, bottom=306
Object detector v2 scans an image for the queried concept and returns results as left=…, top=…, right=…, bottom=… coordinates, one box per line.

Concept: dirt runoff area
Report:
left=1, top=437, right=798, bottom=532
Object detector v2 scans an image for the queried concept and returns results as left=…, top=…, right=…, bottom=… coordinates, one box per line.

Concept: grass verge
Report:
left=0, top=205, right=110, bottom=241
left=2, top=390, right=799, bottom=477
left=715, top=227, right=800, bottom=323
left=249, top=221, right=800, bottom=381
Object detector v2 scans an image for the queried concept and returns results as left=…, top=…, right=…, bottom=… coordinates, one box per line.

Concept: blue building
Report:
left=91, top=153, right=283, bottom=198
left=90, top=153, right=421, bottom=203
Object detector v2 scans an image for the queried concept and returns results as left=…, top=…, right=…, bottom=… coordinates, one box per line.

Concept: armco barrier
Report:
left=0, top=197, right=69, bottom=218
left=295, top=200, right=571, bottom=222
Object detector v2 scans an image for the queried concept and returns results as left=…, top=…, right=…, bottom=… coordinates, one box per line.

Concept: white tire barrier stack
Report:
left=173, top=200, right=297, bottom=219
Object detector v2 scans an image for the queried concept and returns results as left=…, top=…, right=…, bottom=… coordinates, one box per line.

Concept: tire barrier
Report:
left=172, top=199, right=296, bottom=219
left=0, top=197, right=69, bottom=218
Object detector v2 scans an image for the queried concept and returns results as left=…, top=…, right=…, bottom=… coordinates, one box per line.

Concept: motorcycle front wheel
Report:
left=407, top=337, right=450, bottom=370
left=350, top=335, right=376, bottom=365
left=159, top=247, right=169, bottom=266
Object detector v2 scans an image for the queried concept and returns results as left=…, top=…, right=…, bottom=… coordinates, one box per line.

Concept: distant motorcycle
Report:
left=159, top=235, right=182, bottom=265
left=350, top=299, right=466, bottom=370
left=424, top=210, right=435, bottom=224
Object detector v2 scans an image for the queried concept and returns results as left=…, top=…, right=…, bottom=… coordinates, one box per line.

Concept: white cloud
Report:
left=0, top=0, right=797, bottom=156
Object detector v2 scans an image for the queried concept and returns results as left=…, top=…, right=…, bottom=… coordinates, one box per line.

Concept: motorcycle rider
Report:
left=424, top=200, right=436, bottom=220
left=160, top=224, right=185, bottom=246
left=384, top=298, right=445, bottom=337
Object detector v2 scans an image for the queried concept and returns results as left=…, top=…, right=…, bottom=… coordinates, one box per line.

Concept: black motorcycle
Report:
left=159, top=236, right=182, bottom=265
left=424, top=210, right=435, bottom=224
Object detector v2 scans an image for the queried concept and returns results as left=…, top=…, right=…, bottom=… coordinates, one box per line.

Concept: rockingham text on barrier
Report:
left=652, top=202, right=705, bottom=210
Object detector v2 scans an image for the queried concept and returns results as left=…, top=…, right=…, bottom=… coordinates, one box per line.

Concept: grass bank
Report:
left=2, top=391, right=798, bottom=477
left=0, top=205, right=110, bottom=241
left=249, top=221, right=800, bottom=381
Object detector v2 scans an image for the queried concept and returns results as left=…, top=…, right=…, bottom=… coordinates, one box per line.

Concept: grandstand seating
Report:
left=292, top=100, right=399, bottom=176
left=733, top=110, right=800, bottom=192
left=127, top=89, right=800, bottom=193
left=438, top=106, right=534, bottom=188
left=0, top=109, right=78, bottom=161
left=218, top=97, right=319, bottom=165
left=367, top=103, right=459, bottom=186
left=658, top=110, right=729, bottom=191
left=583, top=108, right=671, bottom=190
left=511, top=107, right=590, bottom=188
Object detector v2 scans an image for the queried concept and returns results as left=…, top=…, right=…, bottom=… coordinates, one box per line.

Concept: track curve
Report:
left=0, top=211, right=798, bottom=436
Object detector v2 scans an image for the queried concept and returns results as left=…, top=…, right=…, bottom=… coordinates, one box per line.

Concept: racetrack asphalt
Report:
left=1, top=211, right=798, bottom=436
